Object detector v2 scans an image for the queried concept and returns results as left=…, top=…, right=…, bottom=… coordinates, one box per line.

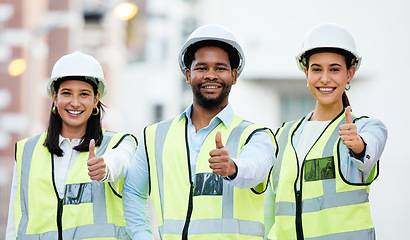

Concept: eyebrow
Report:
left=194, top=62, right=229, bottom=67
left=60, top=88, right=92, bottom=92
left=310, top=63, right=342, bottom=67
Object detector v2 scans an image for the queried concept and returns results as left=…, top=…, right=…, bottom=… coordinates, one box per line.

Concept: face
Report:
left=186, top=46, right=237, bottom=110
left=304, top=52, right=355, bottom=109
left=52, top=80, right=100, bottom=135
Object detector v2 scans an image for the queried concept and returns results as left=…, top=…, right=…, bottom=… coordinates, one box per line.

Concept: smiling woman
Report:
left=264, top=23, right=388, bottom=240
left=6, top=52, right=137, bottom=240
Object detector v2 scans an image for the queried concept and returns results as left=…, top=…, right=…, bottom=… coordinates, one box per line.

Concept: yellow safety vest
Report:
left=145, top=114, right=275, bottom=240
left=268, top=110, right=378, bottom=240
left=14, top=130, right=136, bottom=240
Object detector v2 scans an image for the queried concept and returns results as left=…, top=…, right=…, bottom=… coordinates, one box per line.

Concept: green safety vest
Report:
left=14, top=130, right=136, bottom=240
left=268, top=110, right=378, bottom=240
left=145, top=114, right=275, bottom=240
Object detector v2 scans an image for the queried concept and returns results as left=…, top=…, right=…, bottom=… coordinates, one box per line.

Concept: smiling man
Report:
left=122, top=24, right=276, bottom=240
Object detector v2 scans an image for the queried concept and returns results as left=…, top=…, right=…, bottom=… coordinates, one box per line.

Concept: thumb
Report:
left=215, top=131, right=224, bottom=149
left=345, top=106, right=352, bottom=124
left=88, top=139, right=96, bottom=159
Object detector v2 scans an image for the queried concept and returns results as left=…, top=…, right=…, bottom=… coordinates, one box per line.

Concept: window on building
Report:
left=280, top=94, right=315, bottom=123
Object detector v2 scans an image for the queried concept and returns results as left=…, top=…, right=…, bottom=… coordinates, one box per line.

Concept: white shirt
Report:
left=5, top=134, right=136, bottom=240
left=295, top=120, right=330, bottom=190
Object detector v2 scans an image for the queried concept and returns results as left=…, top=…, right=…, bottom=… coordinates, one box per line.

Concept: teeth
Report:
left=319, top=87, right=333, bottom=92
left=68, top=110, right=82, bottom=115
left=204, top=86, right=218, bottom=89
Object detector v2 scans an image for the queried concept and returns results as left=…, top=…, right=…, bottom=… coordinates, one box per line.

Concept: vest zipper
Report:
left=295, top=190, right=303, bottom=240
left=182, top=119, right=193, bottom=240
left=292, top=133, right=304, bottom=240
left=51, top=155, right=63, bottom=240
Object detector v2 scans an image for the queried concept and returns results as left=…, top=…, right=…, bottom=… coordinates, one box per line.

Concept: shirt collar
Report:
left=179, top=103, right=234, bottom=129
left=59, top=135, right=81, bottom=146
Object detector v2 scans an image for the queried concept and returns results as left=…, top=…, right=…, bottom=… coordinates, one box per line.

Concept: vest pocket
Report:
left=193, top=172, right=223, bottom=196
left=304, top=156, right=335, bottom=182
left=64, top=182, right=93, bottom=204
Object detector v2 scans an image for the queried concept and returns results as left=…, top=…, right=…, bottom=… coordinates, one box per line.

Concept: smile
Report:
left=317, top=87, right=336, bottom=93
left=67, top=110, right=83, bottom=115
left=203, top=85, right=220, bottom=89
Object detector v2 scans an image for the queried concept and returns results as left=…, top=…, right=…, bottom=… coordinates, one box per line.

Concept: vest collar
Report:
left=180, top=103, right=234, bottom=129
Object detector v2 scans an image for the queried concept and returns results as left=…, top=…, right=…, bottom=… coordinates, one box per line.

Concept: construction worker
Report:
left=6, top=52, right=137, bottom=240
left=264, top=23, right=388, bottom=240
left=123, top=24, right=276, bottom=240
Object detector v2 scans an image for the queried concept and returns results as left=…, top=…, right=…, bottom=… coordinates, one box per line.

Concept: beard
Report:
left=192, top=81, right=231, bottom=110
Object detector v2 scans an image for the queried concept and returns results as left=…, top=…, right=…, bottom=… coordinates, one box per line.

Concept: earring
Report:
left=92, top=107, right=99, bottom=116
left=306, top=83, right=309, bottom=91
left=52, top=106, right=58, bottom=115
left=345, top=83, right=351, bottom=91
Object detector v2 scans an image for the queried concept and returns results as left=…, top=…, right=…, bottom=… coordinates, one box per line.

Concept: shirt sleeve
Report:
left=6, top=164, right=17, bottom=240
left=347, top=118, right=388, bottom=181
left=228, top=130, right=276, bottom=189
left=122, top=135, right=154, bottom=240
left=102, top=135, right=137, bottom=182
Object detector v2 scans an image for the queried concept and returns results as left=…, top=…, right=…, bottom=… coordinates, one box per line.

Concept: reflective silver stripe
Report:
left=17, top=132, right=129, bottom=239
left=93, top=131, right=114, bottom=225
left=17, top=224, right=129, bottom=239
left=17, top=134, right=41, bottom=238
left=223, top=120, right=252, bottom=219
left=154, top=119, right=174, bottom=224
left=97, top=130, right=116, bottom=155
left=305, top=228, right=375, bottom=240
left=272, top=121, right=297, bottom=194
left=162, top=218, right=264, bottom=237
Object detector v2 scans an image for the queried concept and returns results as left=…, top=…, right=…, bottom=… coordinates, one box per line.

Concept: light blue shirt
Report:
left=123, top=103, right=276, bottom=240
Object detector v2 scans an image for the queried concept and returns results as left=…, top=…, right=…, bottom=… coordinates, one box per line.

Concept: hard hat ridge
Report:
left=296, top=23, right=362, bottom=71
left=178, top=24, right=245, bottom=76
left=47, top=51, right=108, bottom=100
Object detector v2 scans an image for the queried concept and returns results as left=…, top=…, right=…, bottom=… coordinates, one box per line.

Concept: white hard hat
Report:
left=178, top=24, right=245, bottom=76
left=47, top=51, right=108, bottom=100
left=296, top=23, right=362, bottom=71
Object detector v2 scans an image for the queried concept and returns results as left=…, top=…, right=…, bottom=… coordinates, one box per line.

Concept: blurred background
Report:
left=0, top=0, right=408, bottom=239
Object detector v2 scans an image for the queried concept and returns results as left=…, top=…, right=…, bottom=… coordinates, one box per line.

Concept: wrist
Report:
left=225, top=161, right=238, bottom=180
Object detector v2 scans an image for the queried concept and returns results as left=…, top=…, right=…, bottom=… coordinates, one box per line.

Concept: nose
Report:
left=204, top=69, right=218, bottom=80
left=71, top=96, right=80, bottom=108
left=320, top=71, right=331, bottom=84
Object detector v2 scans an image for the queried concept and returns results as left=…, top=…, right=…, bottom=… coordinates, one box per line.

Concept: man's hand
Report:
left=339, top=106, right=365, bottom=154
left=209, top=131, right=237, bottom=178
left=87, top=139, right=106, bottom=181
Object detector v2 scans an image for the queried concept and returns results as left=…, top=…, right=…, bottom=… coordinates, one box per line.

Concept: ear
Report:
left=347, top=66, right=356, bottom=83
left=231, top=69, right=238, bottom=85
left=94, top=92, right=100, bottom=107
left=304, top=67, right=308, bottom=78
left=52, top=91, right=57, bottom=104
left=185, top=69, right=191, bottom=85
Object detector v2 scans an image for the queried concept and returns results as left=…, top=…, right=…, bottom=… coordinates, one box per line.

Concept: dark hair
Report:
left=304, top=47, right=355, bottom=108
left=183, top=40, right=240, bottom=71
left=44, top=77, right=104, bottom=156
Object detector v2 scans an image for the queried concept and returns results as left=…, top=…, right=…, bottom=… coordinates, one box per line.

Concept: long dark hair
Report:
left=304, top=47, right=354, bottom=108
left=44, top=77, right=105, bottom=156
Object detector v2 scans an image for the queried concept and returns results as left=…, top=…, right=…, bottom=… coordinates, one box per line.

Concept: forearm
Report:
left=348, top=119, right=388, bottom=176
left=122, top=139, right=153, bottom=239
left=229, top=131, right=276, bottom=189
left=102, top=135, right=136, bottom=182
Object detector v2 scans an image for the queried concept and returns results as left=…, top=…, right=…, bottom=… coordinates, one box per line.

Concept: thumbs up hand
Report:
left=87, top=139, right=106, bottom=181
left=339, top=106, right=365, bottom=155
left=209, top=131, right=237, bottom=178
